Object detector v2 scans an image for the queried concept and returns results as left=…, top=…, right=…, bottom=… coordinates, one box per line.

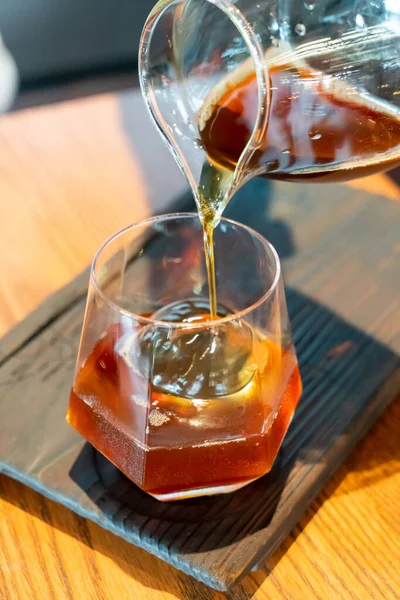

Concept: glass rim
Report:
left=91, top=212, right=281, bottom=330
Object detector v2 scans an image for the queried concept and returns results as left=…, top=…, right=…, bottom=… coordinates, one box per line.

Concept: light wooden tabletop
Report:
left=0, top=92, right=399, bottom=600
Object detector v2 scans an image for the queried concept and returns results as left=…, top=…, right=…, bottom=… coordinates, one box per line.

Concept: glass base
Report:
left=149, top=477, right=259, bottom=501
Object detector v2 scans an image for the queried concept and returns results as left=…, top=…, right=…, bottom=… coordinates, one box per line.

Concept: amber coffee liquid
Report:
left=68, top=300, right=301, bottom=500
left=199, top=62, right=400, bottom=182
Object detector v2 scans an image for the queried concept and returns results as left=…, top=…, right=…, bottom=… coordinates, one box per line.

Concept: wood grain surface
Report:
left=0, top=92, right=400, bottom=600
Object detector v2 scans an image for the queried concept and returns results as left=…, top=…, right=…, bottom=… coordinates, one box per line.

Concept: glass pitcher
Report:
left=139, top=0, right=400, bottom=216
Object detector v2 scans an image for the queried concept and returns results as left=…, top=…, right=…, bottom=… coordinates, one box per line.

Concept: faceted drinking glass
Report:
left=67, top=214, right=301, bottom=501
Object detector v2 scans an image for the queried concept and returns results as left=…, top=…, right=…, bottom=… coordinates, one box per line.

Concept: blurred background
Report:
left=0, top=0, right=153, bottom=111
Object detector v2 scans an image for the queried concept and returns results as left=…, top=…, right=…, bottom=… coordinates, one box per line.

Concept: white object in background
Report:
left=0, top=34, right=18, bottom=114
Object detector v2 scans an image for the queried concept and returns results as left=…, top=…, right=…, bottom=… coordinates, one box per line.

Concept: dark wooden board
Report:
left=0, top=180, right=399, bottom=591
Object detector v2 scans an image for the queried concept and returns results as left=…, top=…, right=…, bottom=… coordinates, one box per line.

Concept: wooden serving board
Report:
left=0, top=179, right=399, bottom=591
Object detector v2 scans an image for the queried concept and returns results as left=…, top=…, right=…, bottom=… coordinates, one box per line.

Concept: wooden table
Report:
left=0, top=92, right=399, bottom=600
